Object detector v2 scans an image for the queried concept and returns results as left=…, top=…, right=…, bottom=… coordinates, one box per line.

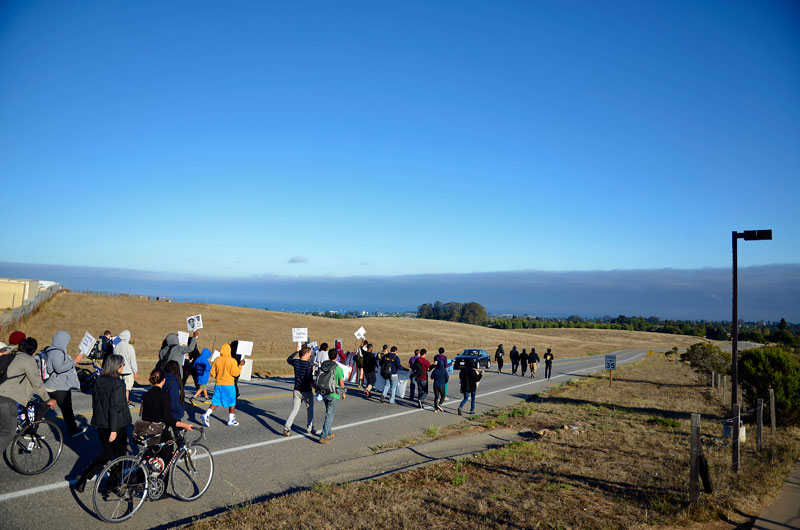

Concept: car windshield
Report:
left=461, top=350, right=482, bottom=356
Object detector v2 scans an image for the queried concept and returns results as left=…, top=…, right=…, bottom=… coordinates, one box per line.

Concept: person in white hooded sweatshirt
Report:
left=114, top=330, right=138, bottom=406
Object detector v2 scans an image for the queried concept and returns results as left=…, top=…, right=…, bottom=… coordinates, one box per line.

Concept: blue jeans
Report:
left=409, top=378, right=416, bottom=400
left=459, top=392, right=476, bottom=413
left=382, top=375, right=398, bottom=403
left=321, top=395, right=338, bottom=439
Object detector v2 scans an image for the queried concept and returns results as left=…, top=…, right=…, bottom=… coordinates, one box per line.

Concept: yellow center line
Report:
left=61, top=392, right=294, bottom=419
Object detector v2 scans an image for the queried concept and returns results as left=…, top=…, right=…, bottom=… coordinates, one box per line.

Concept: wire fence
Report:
left=0, top=283, right=63, bottom=336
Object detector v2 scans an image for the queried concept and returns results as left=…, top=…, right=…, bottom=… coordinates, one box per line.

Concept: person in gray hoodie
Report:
left=158, top=331, right=198, bottom=379
left=42, top=331, right=85, bottom=437
left=113, top=330, right=138, bottom=405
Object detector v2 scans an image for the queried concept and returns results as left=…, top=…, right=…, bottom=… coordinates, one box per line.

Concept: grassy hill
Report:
left=13, top=292, right=720, bottom=376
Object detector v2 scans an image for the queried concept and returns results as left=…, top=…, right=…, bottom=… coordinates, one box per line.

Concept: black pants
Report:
left=416, top=379, right=428, bottom=403
left=182, top=362, right=196, bottom=387
left=545, top=362, right=553, bottom=379
left=520, top=361, right=528, bottom=376
left=496, top=358, right=503, bottom=372
left=434, top=386, right=445, bottom=408
left=78, top=427, right=129, bottom=484
left=511, top=360, right=519, bottom=374
left=0, top=396, right=18, bottom=451
left=48, top=390, right=79, bottom=435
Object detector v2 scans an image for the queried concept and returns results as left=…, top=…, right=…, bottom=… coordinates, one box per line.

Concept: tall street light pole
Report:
left=731, top=229, right=772, bottom=472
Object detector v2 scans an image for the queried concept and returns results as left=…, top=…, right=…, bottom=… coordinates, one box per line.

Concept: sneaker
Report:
left=364, top=389, right=370, bottom=398
left=71, top=427, right=87, bottom=438
left=417, top=399, right=422, bottom=409
left=128, top=403, right=136, bottom=409
left=469, top=410, right=475, bottom=415
left=443, top=397, right=449, bottom=402
left=457, top=408, right=462, bottom=416
left=318, top=437, right=330, bottom=444
left=201, top=414, right=210, bottom=427
left=307, top=425, right=314, bottom=435
left=328, top=433, right=335, bottom=440
left=203, top=399, right=211, bottom=404
left=283, top=428, right=291, bottom=437
left=227, top=419, right=239, bottom=427
left=380, top=395, right=385, bottom=403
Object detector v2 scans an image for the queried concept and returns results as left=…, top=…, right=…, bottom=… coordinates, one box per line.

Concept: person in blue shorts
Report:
left=201, top=343, right=244, bottom=427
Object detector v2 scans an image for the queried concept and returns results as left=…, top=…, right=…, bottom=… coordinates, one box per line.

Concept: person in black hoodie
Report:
left=529, top=348, right=540, bottom=378
left=230, top=340, right=243, bottom=400
left=520, top=348, right=529, bottom=377
left=509, top=346, right=520, bottom=375
left=494, top=344, right=505, bottom=373
left=74, top=355, right=131, bottom=493
left=457, top=359, right=483, bottom=416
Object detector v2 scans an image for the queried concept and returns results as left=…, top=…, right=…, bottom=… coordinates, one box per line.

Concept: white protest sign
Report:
left=605, top=354, right=617, bottom=371
left=292, top=328, right=308, bottom=343
left=210, top=350, right=221, bottom=363
left=177, top=331, right=190, bottom=346
left=187, top=314, right=203, bottom=332
left=237, top=340, right=253, bottom=357
left=78, top=332, right=95, bottom=356
left=354, top=326, right=366, bottom=340
left=239, top=358, right=254, bottom=381
left=309, top=341, right=318, bottom=350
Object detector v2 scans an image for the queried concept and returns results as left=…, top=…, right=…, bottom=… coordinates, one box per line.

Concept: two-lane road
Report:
left=0, top=349, right=647, bottom=528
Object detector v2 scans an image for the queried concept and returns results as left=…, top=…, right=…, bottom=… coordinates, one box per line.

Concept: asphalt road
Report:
left=0, top=349, right=648, bottom=528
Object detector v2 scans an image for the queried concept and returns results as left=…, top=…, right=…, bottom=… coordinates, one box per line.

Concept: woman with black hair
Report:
left=140, top=368, right=194, bottom=464
left=74, top=355, right=131, bottom=493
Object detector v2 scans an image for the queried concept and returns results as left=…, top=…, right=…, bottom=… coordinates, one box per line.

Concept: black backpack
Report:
left=0, top=353, right=20, bottom=385
left=380, top=354, right=394, bottom=379
left=412, top=359, right=425, bottom=380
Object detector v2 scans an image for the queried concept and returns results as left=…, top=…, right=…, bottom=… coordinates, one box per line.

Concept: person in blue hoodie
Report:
left=190, top=348, right=213, bottom=404
left=42, top=331, right=86, bottom=437
left=162, top=360, right=186, bottom=422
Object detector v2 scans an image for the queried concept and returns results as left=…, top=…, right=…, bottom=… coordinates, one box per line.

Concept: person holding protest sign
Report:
left=201, top=343, right=244, bottom=427
left=544, top=348, right=554, bottom=379
left=158, top=331, right=198, bottom=379
left=283, top=344, right=315, bottom=436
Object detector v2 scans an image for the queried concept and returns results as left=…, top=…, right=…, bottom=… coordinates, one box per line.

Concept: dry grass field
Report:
left=12, top=292, right=722, bottom=378
left=191, top=354, right=800, bottom=530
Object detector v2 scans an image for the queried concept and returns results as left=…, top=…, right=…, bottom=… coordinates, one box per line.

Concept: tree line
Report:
left=416, top=301, right=489, bottom=326
left=416, top=303, right=799, bottom=350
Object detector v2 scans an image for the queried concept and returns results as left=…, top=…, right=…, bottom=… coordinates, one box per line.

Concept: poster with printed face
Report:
left=177, top=331, right=190, bottom=346
left=354, top=326, right=366, bottom=340
left=237, top=341, right=253, bottom=357
left=292, top=328, right=308, bottom=343
left=78, top=332, right=95, bottom=356
left=187, top=314, right=203, bottom=332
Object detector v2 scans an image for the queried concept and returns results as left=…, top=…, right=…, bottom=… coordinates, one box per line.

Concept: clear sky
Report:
left=2, top=1, right=798, bottom=278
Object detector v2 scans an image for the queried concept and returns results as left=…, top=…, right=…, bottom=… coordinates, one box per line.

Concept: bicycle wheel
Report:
left=9, top=419, right=64, bottom=475
left=170, top=443, right=214, bottom=501
left=93, top=456, right=148, bottom=523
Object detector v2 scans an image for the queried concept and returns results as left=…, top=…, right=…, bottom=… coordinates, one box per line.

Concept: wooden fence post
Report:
left=732, top=403, right=740, bottom=473
left=757, top=398, right=763, bottom=452
left=711, top=370, right=715, bottom=390
left=769, top=387, right=776, bottom=435
left=722, top=375, right=727, bottom=400
left=690, top=413, right=701, bottom=503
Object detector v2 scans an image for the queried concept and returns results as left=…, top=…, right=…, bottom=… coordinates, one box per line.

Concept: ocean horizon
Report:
left=1, top=261, right=799, bottom=322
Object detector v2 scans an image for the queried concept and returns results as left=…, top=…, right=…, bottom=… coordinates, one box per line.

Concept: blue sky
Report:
left=2, top=1, right=799, bottom=279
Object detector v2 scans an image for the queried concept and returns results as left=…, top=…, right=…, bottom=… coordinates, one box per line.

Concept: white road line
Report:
left=0, top=352, right=642, bottom=502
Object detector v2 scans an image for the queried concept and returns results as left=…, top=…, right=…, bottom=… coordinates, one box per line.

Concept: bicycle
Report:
left=92, top=427, right=213, bottom=523
left=6, top=399, right=64, bottom=475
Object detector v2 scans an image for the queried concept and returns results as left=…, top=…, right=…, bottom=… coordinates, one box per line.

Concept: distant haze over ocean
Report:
left=1, top=262, right=798, bottom=322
